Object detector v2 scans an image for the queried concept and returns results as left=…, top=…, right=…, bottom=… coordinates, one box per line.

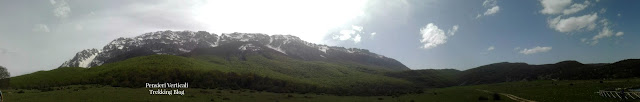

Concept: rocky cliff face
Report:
left=60, top=30, right=409, bottom=71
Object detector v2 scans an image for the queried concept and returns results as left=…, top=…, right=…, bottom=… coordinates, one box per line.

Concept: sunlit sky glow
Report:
left=194, top=0, right=367, bottom=43
left=1, top=0, right=640, bottom=76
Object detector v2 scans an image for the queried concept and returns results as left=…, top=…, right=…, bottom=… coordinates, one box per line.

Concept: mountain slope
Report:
left=59, top=30, right=408, bottom=71
left=14, top=54, right=418, bottom=95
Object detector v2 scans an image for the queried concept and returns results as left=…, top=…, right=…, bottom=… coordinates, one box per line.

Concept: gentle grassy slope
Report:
left=2, top=84, right=510, bottom=102
left=191, top=52, right=412, bottom=87
left=6, top=78, right=639, bottom=102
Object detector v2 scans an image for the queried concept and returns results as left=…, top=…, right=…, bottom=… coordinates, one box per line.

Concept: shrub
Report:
left=492, top=93, right=501, bottom=100
left=478, top=96, right=489, bottom=100
left=80, top=85, right=88, bottom=90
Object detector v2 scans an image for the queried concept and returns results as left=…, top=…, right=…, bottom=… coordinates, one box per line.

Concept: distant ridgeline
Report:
left=9, top=30, right=640, bottom=96
left=456, top=60, right=640, bottom=85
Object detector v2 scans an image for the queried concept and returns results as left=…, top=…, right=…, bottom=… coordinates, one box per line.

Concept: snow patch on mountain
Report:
left=266, top=45, right=286, bottom=54
left=79, top=53, right=98, bottom=68
left=179, top=48, right=190, bottom=52
left=319, top=46, right=329, bottom=53
left=347, top=49, right=355, bottom=53
left=239, top=43, right=260, bottom=51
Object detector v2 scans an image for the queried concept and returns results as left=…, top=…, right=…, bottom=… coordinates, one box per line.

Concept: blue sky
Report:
left=1, top=0, right=639, bottom=76
left=337, top=0, right=640, bottom=69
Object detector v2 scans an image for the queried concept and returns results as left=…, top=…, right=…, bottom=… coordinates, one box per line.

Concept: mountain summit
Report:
left=60, top=30, right=409, bottom=71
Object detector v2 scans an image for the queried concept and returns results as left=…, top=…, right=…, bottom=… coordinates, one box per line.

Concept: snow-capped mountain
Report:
left=60, top=30, right=408, bottom=70
left=60, top=48, right=101, bottom=68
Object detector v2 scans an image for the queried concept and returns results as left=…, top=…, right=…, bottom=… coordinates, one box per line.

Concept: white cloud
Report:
left=370, top=32, right=376, bottom=39
left=352, top=25, right=363, bottom=32
left=354, top=34, right=361, bottom=43
left=51, top=0, right=71, bottom=19
left=599, top=8, right=607, bottom=14
left=563, top=1, right=590, bottom=15
left=587, top=18, right=624, bottom=45
left=618, top=13, right=621, bottom=17
left=615, top=32, right=624, bottom=36
left=335, top=30, right=354, bottom=40
left=483, top=0, right=497, bottom=7
left=420, top=23, right=447, bottom=49
left=540, top=0, right=623, bottom=45
left=591, top=27, right=624, bottom=42
left=32, top=24, right=50, bottom=32
left=332, top=25, right=365, bottom=43
left=448, top=25, right=459, bottom=35
left=514, top=47, right=520, bottom=50
left=539, top=0, right=589, bottom=15
left=477, top=0, right=500, bottom=18
left=540, top=0, right=572, bottom=15
left=484, top=6, right=500, bottom=16
left=487, top=46, right=495, bottom=51
left=593, top=27, right=613, bottom=40
left=519, top=46, right=552, bottom=55
left=420, top=23, right=458, bottom=49
left=548, top=13, right=598, bottom=33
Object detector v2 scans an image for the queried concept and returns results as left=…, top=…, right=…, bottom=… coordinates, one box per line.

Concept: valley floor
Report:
left=4, top=78, right=640, bottom=102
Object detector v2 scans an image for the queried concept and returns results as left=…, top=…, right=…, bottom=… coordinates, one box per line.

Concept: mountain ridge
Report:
left=59, top=30, right=409, bottom=71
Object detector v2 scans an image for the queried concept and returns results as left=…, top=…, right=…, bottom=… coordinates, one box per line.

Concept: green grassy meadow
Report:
left=5, top=78, right=639, bottom=102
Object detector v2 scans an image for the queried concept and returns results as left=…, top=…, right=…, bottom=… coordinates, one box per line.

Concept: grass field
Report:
left=2, top=85, right=510, bottom=102
left=466, top=78, right=640, bottom=102
left=5, top=78, right=639, bottom=102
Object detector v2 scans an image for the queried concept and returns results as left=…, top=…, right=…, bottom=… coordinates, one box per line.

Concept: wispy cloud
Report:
left=582, top=19, right=624, bottom=45
left=539, top=0, right=589, bottom=15
left=370, top=32, right=376, bottom=39
left=448, top=25, right=459, bottom=36
left=539, top=0, right=624, bottom=45
left=32, top=24, right=50, bottom=33
left=477, top=0, right=500, bottom=18
left=484, top=6, right=500, bottom=16
left=51, top=0, right=71, bottom=19
left=519, top=46, right=552, bottom=55
left=487, top=46, right=495, bottom=51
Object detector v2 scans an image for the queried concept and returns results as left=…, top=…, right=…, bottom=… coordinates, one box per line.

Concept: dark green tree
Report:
left=0, top=65, right=10, bottom=88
